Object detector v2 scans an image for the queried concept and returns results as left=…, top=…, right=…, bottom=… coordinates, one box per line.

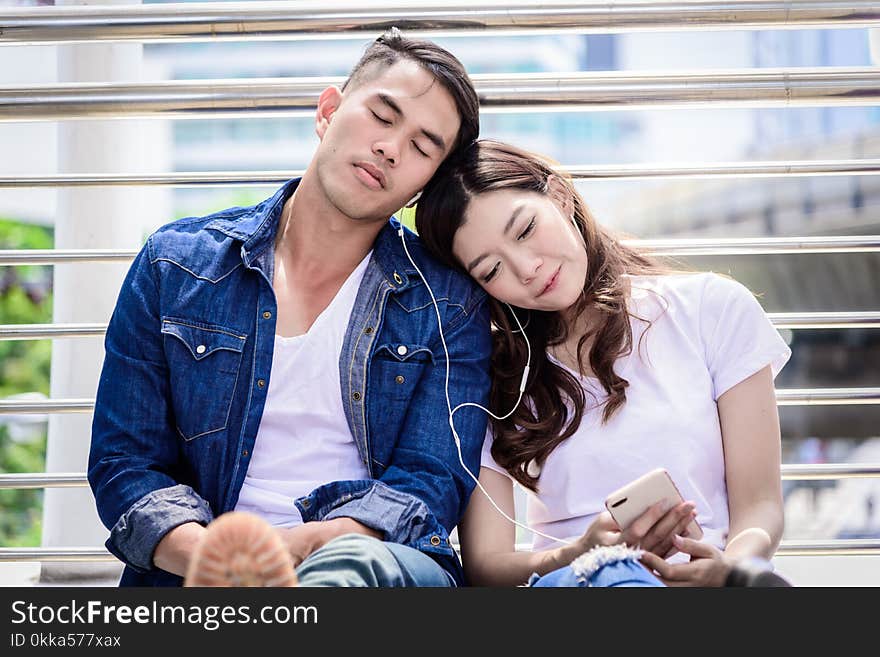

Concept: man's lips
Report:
left=538, top=266, right=561, bottom=297
left=353, top=162, right=386, bottom=189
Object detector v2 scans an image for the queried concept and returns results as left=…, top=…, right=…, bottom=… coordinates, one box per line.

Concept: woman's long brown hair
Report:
left=416, top=140, right=673, bottom=492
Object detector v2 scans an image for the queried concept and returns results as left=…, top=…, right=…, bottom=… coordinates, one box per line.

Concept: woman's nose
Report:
left=514, top=254, right=542, bottom=285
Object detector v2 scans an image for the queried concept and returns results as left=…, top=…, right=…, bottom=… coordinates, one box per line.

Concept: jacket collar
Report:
left=206, top=178, right=425, bottom=291
left=205, top=178, right=298, bottom=267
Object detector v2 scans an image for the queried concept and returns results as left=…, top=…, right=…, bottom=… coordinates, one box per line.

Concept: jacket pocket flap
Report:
left=161, top=318, right=246, bottom=361
left=374, top=343, right=434, bottom=364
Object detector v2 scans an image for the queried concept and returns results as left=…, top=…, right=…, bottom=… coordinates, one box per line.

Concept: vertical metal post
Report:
left=40, top=0, right=148, bottom=585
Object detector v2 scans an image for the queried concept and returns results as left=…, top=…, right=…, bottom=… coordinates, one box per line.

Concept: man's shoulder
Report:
left=148, top=182, right=291, bottom=261
left=379, top=222, right=486, bottom=311
left=143, top=203, right=267, bottom=282
left=148, top=204, right=253, bottom=249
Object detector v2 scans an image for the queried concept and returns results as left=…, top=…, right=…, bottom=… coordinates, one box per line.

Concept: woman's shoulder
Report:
left=625, top=273, right=759, bottom=333
left=628, top=272, right=751, bottom=307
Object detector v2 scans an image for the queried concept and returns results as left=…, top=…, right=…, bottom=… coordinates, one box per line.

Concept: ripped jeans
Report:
left=529, top=545, right=664, bottom=588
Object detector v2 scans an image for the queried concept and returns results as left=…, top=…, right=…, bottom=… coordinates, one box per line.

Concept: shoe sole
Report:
left=184, top=512, right=298, bottom=587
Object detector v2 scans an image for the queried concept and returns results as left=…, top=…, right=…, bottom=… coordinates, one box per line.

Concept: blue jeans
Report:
left=529, top=546, right=664, bottom=588
left=295, top=534, right=455, bottom=587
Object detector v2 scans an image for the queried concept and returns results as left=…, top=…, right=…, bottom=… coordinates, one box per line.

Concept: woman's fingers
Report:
left=671, top=533, right=715, bottom=559
left=626, top=502, right=696, bottom=555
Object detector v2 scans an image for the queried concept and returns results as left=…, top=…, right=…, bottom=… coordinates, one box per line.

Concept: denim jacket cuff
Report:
left=306, top=480, right=449, bottom=550
left=107, top=484, right=213, bottom=572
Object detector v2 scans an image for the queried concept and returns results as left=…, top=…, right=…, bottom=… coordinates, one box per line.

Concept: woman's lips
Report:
left=538, top=266, right=561, bottom=297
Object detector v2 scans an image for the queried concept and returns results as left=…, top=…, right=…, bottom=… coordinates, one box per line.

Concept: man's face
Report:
left=313, top=59, right=462, bottom=223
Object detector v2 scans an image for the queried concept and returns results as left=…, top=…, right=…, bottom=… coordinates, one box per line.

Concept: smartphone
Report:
left=604, top=468, right=703, bottom=540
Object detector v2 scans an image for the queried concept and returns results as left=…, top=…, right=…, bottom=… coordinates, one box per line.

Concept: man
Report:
left=88, top=29, right=491, bottom=587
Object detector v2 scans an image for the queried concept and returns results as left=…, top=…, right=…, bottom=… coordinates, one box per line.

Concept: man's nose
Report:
left=373, top=138, right=399, bottom=167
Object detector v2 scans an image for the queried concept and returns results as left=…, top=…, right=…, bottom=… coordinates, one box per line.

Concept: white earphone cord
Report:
left=398, top=227, right=573, bottom=548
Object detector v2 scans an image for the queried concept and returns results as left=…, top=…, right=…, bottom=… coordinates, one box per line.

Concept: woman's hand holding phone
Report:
left=577, top=501, right=699, bottom=559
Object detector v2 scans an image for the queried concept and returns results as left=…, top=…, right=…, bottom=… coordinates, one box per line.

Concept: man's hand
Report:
left=277, top=518, right=381, bottom=568
left=152, top=522, right=207, bottom=577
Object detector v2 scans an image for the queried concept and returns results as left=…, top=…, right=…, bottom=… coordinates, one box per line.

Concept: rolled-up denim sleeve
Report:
left=88, top=241, right=211, bottom=571
left=306, top=480, right=439, bottom=546
left=107, top=485, right=213, bottom=572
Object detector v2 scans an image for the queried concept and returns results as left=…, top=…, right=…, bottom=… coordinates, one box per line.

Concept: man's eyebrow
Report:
left=377, top=93, right=403, bottom=117
left=376, top=93, right=446, bottom=151
left=466, top=206, right=526, bottom=273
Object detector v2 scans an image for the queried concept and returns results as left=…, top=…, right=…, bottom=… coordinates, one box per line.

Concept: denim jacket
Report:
left=88, top=179, right=491, bottom=586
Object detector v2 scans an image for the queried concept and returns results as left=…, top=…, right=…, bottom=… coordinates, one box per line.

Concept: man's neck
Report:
left=276, top=172, right=383, bottom=286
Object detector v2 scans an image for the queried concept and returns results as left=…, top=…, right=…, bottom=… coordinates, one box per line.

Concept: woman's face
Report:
left=451, top=187, right=588, bottom=312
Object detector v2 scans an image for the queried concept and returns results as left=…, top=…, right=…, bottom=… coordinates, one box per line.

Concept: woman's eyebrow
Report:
left=466, top=206, right=526, bottom=272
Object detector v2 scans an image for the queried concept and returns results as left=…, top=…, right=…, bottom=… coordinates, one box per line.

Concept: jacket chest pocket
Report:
left=162, top=318, right=247, bottom=441
left=370, top=343, right=434, bottom=403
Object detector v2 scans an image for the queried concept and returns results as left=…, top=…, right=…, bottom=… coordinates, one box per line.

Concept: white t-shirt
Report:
left=481, top=273, right=791, bottom=560
left=234, top=251, right=372, bottom=527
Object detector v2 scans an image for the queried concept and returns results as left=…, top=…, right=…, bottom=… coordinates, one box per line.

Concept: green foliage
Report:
left=398, top=205, right=417, bottom=233
left=0, top=218, right=53, bottom=547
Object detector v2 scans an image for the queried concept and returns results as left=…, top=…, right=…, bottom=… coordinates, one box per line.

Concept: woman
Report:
left=415, top=140, right=791, bottom=587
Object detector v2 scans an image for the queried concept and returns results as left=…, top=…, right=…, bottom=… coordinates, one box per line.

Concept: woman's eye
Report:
left=371, top=111, right=392, bottom=125
left=517, top=219, right=535, bottom=241
left=413, top=142, right=429, bottom=157
left=482, top=263, right=500, bottom=283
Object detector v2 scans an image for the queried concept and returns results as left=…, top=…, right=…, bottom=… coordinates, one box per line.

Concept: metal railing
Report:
left=3, top=462, right=879, bottom=562
left=3, top=463, right=879, bottom=490
left=2, top=1, right=878, bottom=45
left=1, top=0, right=878, bottom=573
left=2, top=388, right=880, bottom=415
left=3, top=158, right=880, bottom=188
left=3, top=68, right=879, bottom=121
left=3, top=312, right=880, bottom=342
left=3, top=236, right=880, bottom=267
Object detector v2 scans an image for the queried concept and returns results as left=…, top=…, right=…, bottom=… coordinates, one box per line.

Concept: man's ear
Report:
left=315, top=86, right=343, bottom=140
left=546, top=174, right=574, bottom=219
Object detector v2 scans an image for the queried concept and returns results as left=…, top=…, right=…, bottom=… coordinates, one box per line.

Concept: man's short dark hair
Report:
left=342, top=28, right=479, bottom=163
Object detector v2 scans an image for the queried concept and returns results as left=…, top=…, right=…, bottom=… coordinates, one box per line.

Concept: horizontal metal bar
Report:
left=781, top=463, right=880, bottom=480
left=0, top=399, right=95, bottom=414
left=2, top=68, right=878, bottom=122
left=2, top=1, right=878, bottom=45
left=4, top=312, right=879, bottom=341
left=5, top=158, right=880, bottom=189
left=631, top=235, right=880, bottom=256
left=0, top=323, right=107, bottom=340
left=3, top=464, right=878, bottom=490
left=767, top=312, right=880, bottom=329
left=565, top=159, right=880, bottom=180
left=0, top=548, right=116, bottom=563
left=3, top=389, right=879, bottom=414
left=0, top=249, right=137, bottom=265
left=776, top=388, right=880, bottom=405
left=775, top=539, right=880, bottom=556
left=4, top=236, right=880, bottom=267
left=0, top=473, right=88, bottom=489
